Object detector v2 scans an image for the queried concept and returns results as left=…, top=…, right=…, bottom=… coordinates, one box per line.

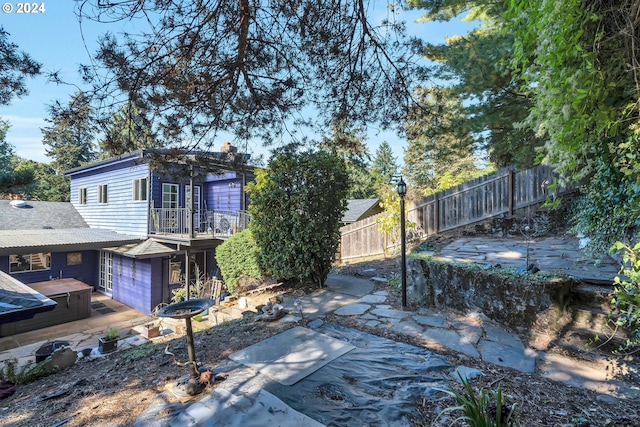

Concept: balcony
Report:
left=149, top=208, right=250, bottom=240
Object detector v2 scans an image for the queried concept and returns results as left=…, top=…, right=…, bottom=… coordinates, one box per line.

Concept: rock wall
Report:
left=407, top=257, right=573, bottom=339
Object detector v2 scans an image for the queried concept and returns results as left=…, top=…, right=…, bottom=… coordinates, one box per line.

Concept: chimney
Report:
left=220, top=142, right=237, bottom=154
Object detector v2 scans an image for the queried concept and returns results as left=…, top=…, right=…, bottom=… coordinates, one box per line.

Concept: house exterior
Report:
left=0, top=147, right=254, bottom=335
left=343, top=199, right=383, bottom=224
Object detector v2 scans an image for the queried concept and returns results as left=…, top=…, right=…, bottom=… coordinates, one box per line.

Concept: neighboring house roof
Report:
left=105, top=239, right=178, bottom=259
left=343, top=199, right=383, bottom=224
left=0, top=270, right=56, bottom=323
left=0, top=229, right=143, bottom=256
left=0, top=200, right=88, bottom=230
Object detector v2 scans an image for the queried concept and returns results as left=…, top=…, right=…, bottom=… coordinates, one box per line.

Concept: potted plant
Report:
left=141, top=322, right=161, bottom=339
left=98, top=327, right=119, bottom=354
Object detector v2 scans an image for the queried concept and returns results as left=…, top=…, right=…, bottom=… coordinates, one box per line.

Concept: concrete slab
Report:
left=478, top=340, right=537, bottom=373
left=229, top=326, right=355, bottom=386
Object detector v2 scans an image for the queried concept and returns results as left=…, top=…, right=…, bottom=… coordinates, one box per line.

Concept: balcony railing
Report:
left=149, top=208, right=250, bottom=238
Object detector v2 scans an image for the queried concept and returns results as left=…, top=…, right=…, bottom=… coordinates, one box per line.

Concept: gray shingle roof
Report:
left=343, top=199, right=382, bottom=223
left=0, top=270, right=56, bottom=322
left=0, top=200, right=88, bottom=230
left=105, top=239, right=178, bottom=258
left=0, top=229, right=143, bottom=256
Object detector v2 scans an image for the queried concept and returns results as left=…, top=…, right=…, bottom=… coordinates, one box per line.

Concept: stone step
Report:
left=570, top=306, right=614, bottom=331
left=548, top=324, right=629, bottom=356
left=571, top=283, right=614, bottom=311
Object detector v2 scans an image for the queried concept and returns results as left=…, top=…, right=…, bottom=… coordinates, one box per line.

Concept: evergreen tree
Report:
left=370, top=141, right=398, bottom=188
left=99, top=101, right=156, bottom=158
left=0, top=27, right=41, bottom=106
left=403, top=87, right=490, bottom=196
left=77, top=0, right=416, bottom=149
left=408, top=0, right=543, bottom=168
left=0, top=120, right=33, bottom=194
left=42, top=92, right=97, bottom=173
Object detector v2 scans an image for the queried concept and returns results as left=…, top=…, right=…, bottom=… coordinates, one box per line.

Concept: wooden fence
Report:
left=339, top=165, right=571, bottom=262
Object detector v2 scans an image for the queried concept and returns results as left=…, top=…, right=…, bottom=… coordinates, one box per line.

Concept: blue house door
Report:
left=99, top=251, right=113, bottom=295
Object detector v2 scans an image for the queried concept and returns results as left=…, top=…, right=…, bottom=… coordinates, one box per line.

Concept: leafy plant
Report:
left=609, top=241, right=640, bottom=353
left=105, top=327, right=119, bottom=340
left=376, top=184, right=417, bottom=249
left=0, top=358, right=57, bottom=385
left=436, top=373, right=519, bottom=426
left=122, top=343, right=157, bottom=364
left=215, top=229, right=264, bottom=296
left=247, top=150, right=349, bottom=288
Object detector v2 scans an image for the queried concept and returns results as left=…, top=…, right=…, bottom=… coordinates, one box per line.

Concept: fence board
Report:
left=340, top=165, right=572, bottom=261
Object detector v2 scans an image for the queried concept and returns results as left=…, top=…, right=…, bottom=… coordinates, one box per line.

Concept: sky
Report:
left=0, top=1, right=475, bottom=165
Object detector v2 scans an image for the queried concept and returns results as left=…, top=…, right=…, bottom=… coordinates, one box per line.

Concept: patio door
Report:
left=99, top=251, right=113, bottom=295
left=186, top=185, right=202, bottom=231
left=162, top=183, right=179, bottom=232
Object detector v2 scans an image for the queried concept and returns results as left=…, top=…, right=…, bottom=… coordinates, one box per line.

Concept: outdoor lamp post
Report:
left=397, top=176, right=408, bottom=308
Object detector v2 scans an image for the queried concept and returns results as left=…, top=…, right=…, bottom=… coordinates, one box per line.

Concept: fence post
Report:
left=508, top=169, right=515, bottom=216
left=434, top=194, right=440, bottom=235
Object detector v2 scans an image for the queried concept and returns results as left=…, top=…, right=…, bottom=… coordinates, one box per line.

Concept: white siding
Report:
left=70, top=163, right=150, bottom=236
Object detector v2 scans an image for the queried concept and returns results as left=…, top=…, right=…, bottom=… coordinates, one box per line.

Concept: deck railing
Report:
left=149, top=208, right=250, bottom=238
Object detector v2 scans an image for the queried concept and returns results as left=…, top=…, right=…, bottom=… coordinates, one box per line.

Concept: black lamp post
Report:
left=397, top=176, right=407, bottom=308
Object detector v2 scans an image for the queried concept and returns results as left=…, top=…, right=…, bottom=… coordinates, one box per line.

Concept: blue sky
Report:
left=0, top=2, right=475, bottom=164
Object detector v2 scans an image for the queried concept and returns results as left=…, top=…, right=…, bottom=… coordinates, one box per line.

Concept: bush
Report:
left=436, top=373, right=519, bottom=427
left=247, top=150, right=349, bottom=287
left=610, top=241, right=640, bottom=353
left=215, top=229, right=264, bottom=295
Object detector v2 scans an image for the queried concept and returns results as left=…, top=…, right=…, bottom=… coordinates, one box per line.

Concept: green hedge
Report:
left=215, top=229, right=263, bottom=295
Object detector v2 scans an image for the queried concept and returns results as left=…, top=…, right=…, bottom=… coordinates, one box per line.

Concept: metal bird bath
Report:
left=156, top=298, right=214, bottom=396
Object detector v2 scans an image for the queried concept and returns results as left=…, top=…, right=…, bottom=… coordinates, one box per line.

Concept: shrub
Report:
left=436, top=373, right=519, bottom=427
left=215, top=229, right=264, bottom=295
left=610, top=241, right=640, bottom=353
left=247, top=150, right=349, bottom=287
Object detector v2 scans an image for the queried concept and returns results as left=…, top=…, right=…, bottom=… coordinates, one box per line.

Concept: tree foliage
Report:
left=0, top=27, right=41, bottom=106
left=0, top=120, right=33, bottom=194
left=505, top=0, right=640, bottom=253
left=99, top=101, right=155, bottom=158
left=42, top=92, right=98, bottom=173
left=76, top=0, right=418, bottom=150
left=376, top=183, right=416, bottom=247
left=370, top=141, right=398, bottom=188
left=408, top=0, right=544, bottom=168
left=247, top=150, right=349, bottom=288
left=403, top=87, right=490, bottom=196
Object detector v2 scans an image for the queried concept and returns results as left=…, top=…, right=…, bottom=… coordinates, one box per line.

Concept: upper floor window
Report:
left=98, top=184, right=108, bottom=204
left=133, top=178, right=148, bottom=202
left=9, top=253, right=51, bottom=273
left=78, top=187, right=87, bottom=205
left=162, top=183, right=178, bottom=208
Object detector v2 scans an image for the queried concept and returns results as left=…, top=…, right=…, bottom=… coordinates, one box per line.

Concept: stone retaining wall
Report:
left=407, top=257, right=574, bottom=342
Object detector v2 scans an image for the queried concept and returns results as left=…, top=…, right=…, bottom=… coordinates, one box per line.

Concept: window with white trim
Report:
left=9, top=253, right=51, bottom=273
left=78, top=187, right=87, bottom=205
left=98, top=184, right=108, bottom=204
left=133, top=178, right=148, bottom=202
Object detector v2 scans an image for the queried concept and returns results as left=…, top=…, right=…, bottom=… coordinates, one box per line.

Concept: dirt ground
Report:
left=1, top=256, right=639, bottom=426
